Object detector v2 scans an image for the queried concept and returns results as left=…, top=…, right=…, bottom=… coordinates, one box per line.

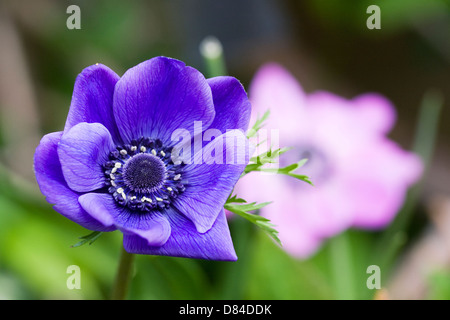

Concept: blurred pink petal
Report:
left=248, top=63, right=309, bottom=147
left=345, top=140, right=423, bottom=228
left=234, top=63, right=423, bottom=259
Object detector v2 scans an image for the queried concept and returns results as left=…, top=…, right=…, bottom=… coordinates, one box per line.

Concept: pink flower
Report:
left=236, top=63, right=423, bottom=258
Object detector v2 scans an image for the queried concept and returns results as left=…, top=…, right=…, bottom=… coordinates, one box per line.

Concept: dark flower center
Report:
left=103, top=138, right=186, bottom=212
left=123, top=153, right=166, bottom=193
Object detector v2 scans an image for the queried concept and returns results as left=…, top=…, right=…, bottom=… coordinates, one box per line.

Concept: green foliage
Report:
left=243, top=110, right=313, bottom=185
left=71, top=231, right=103, bottom=248
left=224, top=195, right=280, bottom=246
left=245, top=153, right=313, bottom=185
left=243, top=147, right=290, bottom=175
left=428, top=270, right=450, bottom=300
left=229, top=105, right=313, bottom=247
left=246, top=109, right=271, bottom=139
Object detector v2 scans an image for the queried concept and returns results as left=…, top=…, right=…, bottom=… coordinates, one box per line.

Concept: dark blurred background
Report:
left=0, top=0, right=449, bottom=299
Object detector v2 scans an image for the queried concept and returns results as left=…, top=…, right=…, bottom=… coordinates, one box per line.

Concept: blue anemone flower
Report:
left=34, top=56, right=252, bottom=261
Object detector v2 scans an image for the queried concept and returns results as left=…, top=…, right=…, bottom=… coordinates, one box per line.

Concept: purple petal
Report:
left=124, top=209, right=237, bottom=261
left=77, top=193, right=115, bottom=227
left=64, top=64, right=121, bottom=143
left=58, top=122, right=115, bottom=193
left=113, top=56, right=215, bottom=145
left=34, top=132, right=115, bottom=231
left=173, top=130, right=253, bottom=233
left=207, top=76, right=251, bottom=132
left=78, top=193, right=171, bottom=247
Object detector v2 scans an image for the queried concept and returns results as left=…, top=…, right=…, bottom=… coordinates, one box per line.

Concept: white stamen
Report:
left=156, top=197, right=163, bottom=202
left=111, top=167, right=117, bottom=174
left=167, top=187, right=173, bottom=191
left=110, top=174, right=115, bottom=180
left=117, top=188, right=124, bottom=194
left=151, top=149, right=157, bottom=156
left=130, top=196, right=136, bottom=200
left=121, top=193, right=126, bottom=200
left=141, top=196, right=152, bottom=203
left=114, top=162, right=122, bottom=168
left=120, top=149, right=127, bottom=156
left=111, top=181, right=117, bottom=187
left=140, top=146, right=147, bottom=152
left=173, top=174, right=181, bottom=181
left=160, top=151, right=166, bottom=157
left=130, top=146, right=137, bottom=152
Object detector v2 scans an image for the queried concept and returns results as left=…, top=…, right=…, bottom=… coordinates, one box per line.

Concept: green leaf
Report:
left=246, top=109, right=271, bottom=138
left=243, top=109, right=313, bottom=185
left=225, top=197, right=281, bottom=246
left=244, top=150, right=313, bottom=185
left=226, top=194, right=247, bottom=204
left=71, top=231, right=103, bottom=248
left=249, top=147, right=291, bottom=165
left=257, top=160, right=314, bottom=185
left=243, top=147, right=291, bottom=176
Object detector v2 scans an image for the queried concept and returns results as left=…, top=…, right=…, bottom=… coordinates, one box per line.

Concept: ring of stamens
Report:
left=103, top=138, right=186, bottom=212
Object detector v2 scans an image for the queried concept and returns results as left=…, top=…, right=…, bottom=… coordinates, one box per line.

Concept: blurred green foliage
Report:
left=305, top=0, right=449, bottom=33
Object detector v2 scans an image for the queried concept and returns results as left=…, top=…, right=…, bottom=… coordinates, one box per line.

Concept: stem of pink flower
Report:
left=111, top=245, right=136, bottom=300
left=329, top=231, right=356, bottom=300
left=375, top=90, right=443, bottom=281
left=199, top=36, right=227, bottom=78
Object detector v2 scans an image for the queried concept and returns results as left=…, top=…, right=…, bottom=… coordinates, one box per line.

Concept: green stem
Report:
left=374, top=90, right=443, bottom=279
left=111, top=246, right=135, bottom=300
left=329, top=232, right=356, bottom=300
left=199, top=36, right=227, bottom=77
